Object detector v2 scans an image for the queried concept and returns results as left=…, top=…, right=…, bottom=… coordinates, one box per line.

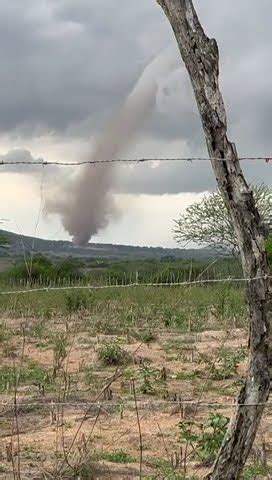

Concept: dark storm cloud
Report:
left=112, top=161, right=272, bottom=195
left=1, top=0, right=272, bottom=193
left=0, top=1, right=170, bottom=135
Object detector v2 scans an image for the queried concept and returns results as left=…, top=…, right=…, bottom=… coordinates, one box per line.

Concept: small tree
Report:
left=174, top=184, right=272, bottom=255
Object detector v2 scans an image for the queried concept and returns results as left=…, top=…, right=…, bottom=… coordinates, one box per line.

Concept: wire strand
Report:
left=0, top=156, right=272, bottom=167
left=1, top=275, right=271, bottom=296
left=1, top=400, right=272, bottom=409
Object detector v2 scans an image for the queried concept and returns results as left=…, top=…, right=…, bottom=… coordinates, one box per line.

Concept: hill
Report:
left=0, top=229, right=215, bottom=260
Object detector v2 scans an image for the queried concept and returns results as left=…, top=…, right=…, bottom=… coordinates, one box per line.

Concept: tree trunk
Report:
left=156, top=1, right=272, bottom=478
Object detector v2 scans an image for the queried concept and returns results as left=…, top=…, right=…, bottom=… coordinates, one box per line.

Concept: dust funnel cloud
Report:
left=47, top=48, right=179, bottom=245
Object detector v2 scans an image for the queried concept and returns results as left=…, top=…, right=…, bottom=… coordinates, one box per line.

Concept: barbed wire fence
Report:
left=0, top=156, right=272, bottom=478
left=0, top=274, right=271, bottom=296
left=0, top=156, right=272, bottom=166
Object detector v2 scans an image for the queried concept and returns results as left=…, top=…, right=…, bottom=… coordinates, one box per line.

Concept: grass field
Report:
left=0, top=258, right=271, bottom=479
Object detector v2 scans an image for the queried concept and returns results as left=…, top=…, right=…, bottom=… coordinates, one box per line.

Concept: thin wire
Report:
left=1, top=275, right=271, bottom=296
left=0, top=400, right=272, bottom=409
left=0, top=156, right=271, bottom=166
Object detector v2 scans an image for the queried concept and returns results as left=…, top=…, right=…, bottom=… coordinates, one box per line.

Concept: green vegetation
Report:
left=52, top=332, right=69, bottom=379
left=0, top=253, right=253, bottom=341
left=98, top=450, right=135, bottom=463
left=0, top=253, right=268, bottom=478
left=242, top=464, right=272, bottom=479
left=174, top=183, right=272, bottom=255
left=147, top=459, right=198, bottom=479
left=197, top=347, right=248, bottom=381
left=132, top=330, right=157, bottom=345
left=98, top=342, right=130, bottom=366
left=179, top=413, right=230, bottom=466
left=0, top=272, right=248, bottom=336
left=0, top=361, right=50, bottom=392
left=65, top=291, right=89, bottom=313
left=138, top=363, right=157, bottom=395
left=213, top=347, right=247, bottom=379
left=60, top=459, right=98, bottom=480
left=3, top=255, right=84, bottom=285
left=0, top=254, right=244, bottom=288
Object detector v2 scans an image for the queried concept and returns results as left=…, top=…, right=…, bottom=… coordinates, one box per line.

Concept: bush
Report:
left=65, top=292, right=88, bottom=313
left=8, top=255, right=53, bottom=284
left=242, top=464, right=272, bottom=479
left=54, top=258, right=83, bottom=280
left=6, top=255, right=84, bottom=285
left=98, top=343, right=130, bottom=366
left=99, top=450, right=135, bottom=463
left=179, top=413, right=229, bottom=466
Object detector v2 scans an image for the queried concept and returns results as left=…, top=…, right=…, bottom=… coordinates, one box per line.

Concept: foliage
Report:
left=54, top=258, right=83, bottom=280
left=0, top=361, right=49, bottom=392
left=179, top=413, right=229, bottom=465
left=138, top=363, right=157, bottom=395
left=149, top=459, right=198, bottom=479
left=133, top=330, right=157, bottom=345
left=8, top=255, right=53, bottom=284
left=52, top=332, right=69, bottom=378
left=209, top=347, right=247, bottom=380
left=0, top=254, right=245, bottom=291
left=65, top=291, right=88, bottom=313
left=6, top=255, right=83, bottom=285
left=242, top=463, right=272, bottom=479
left=174, top=184, right=272, bottom=255
left=196, top=347, right=247, bottom=381
left=62, top=458, right=97, bottom=479
left=98, top=450, right=135, bottom=463
left=98, top=342, right=130, bottom=366
left=0, top=323, right=12, bottom=343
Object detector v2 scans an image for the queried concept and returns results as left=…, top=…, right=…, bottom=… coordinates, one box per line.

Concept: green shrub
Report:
left=149, top=459, right=198, bottom=479
left=138, top=364, right=157, bottom=395
left=6, top=255, right=84, bottom=285
left=179, top=413, right=229, bottom=466
left=98, top=450, right=135, bottom=463
left=65, top=292, right=88, bottom=313
left=98, top=343, right=130, bottom=366
left=211, top=347, right=247, bottom=380
left=242, top=463, right=272, bottom=479
left=0, top=361, right=50, bottom=392
left=133, top=330, right=157, bottom=345
left=52, top=333, right=69, bottom=378
left=54, top=258, right=83, bottom=280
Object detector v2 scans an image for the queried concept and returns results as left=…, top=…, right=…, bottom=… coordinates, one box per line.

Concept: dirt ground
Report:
left=0, top=316, right=271, bottom=479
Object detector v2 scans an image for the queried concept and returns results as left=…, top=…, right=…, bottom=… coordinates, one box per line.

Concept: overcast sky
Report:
left=0, top=0, right=271, bottom=247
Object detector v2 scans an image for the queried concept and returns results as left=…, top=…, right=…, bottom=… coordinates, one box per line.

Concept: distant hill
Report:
left=0, top=229, right=215, bottom=261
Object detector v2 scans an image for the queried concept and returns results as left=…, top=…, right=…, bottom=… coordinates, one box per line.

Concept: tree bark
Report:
left=156, top=1, right=272, bottom=478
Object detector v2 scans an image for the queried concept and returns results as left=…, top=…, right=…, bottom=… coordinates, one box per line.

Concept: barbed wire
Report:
left=0, top=275, right=271, bottom=296
left=0, top=156, right=272, bottom=167
left=0, top=399, right=272, bottom=410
